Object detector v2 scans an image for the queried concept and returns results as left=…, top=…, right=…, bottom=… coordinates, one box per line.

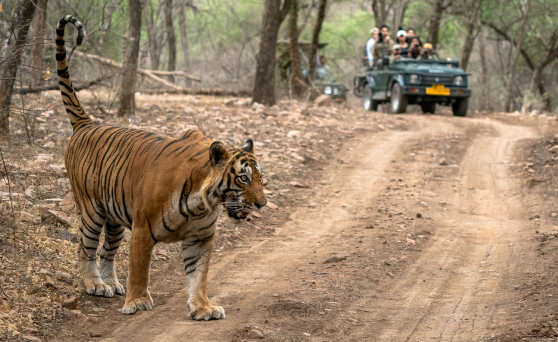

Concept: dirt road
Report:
left=85, top=114, right=546, bottom=342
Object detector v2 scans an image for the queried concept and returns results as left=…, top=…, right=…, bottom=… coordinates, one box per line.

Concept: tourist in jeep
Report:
left=408, top=37, right=423, bottom=58
left=390, top=44, right=402, bottom=63
left=396, top=29, right=409, bottom=55
left=366, top=28, right=379, bottom=66
left=373, top=25, right=392, bottom=60
left=419, top=43, right=437, bottom=60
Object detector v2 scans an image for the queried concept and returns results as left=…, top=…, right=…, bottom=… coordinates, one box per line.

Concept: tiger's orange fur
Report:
left=55, top=15, right=266, bottom=319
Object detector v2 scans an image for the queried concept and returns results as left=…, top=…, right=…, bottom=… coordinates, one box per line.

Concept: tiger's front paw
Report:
left=189, top=304, right=225, bottom=321
left=84, top=279, right=114, bottom=298
left=121, top=294, right=153, bottom=315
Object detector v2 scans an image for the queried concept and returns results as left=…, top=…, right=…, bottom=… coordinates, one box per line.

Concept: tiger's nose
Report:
left=255, top=200, right=267, bottom=209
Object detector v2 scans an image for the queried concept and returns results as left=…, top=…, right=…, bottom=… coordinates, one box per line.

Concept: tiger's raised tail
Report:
left=55, top=15, right=90, bottom=129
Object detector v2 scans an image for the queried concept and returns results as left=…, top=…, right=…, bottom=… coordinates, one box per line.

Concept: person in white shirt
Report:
left=366, top=28, right=379, bottom=66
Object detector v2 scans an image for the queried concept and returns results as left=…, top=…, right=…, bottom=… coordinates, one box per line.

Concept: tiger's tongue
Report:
left=239, top=211, right=250, bottom=218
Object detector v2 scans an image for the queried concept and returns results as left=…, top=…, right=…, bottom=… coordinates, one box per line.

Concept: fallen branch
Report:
left=14, top=75, right=114, bottom=94
left=139, top=88, right=252, bottom=97
left=71, top=50, right=201, bottom=82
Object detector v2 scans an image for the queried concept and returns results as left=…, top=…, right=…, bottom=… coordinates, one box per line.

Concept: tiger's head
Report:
left=208, top=139, right=267, bottom=220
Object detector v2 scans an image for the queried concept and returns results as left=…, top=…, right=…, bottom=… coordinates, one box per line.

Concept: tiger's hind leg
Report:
left=78, top=215, right=115, bottom=297
left=100, top=223, right=126, bottom=296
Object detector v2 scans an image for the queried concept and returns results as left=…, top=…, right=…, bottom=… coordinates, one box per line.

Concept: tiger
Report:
left=55, top=15, right=267, bottom=320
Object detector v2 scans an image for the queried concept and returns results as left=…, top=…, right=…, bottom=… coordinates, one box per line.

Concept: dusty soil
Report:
left=2, top=93, right=558, bottom=341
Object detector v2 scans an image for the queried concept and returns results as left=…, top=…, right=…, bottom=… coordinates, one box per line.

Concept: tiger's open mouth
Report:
left=227, top=208, right=251, bottom=220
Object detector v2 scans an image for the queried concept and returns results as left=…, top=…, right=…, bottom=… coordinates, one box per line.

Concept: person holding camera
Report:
left=373, top=24, right=393, bottom=60
left=408, top=37, right=424, bottom=58
left=419, top=43, right=437, bottom=60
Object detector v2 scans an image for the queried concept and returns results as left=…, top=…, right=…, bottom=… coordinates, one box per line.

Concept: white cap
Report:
left=370, top=27, right=379, bottom=34
left=397, top=30, right=407, bottom=37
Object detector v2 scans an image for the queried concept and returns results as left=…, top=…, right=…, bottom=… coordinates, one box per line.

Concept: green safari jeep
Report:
left=353, top=56, right=471, bottom=116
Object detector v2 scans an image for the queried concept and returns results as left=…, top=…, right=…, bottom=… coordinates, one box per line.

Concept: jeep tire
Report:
left=390, top=83, right=407, bottom=114
left=363, top=85, right=380, bottom=111
left=452, top=98, right=468, bottom=117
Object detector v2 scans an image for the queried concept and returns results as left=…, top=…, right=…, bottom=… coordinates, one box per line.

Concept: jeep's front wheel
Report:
left=363, top=84, right=379, bottom=111
left=390, top=83, right=407, bottom=114
left=452, top=98, right=468, bottom=117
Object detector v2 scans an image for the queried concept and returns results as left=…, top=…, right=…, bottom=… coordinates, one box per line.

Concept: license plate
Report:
left=426, top=84, right=450, bottom=96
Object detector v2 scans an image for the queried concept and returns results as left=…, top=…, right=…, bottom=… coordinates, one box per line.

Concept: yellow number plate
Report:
left=426, top=84, right=450, bottom=96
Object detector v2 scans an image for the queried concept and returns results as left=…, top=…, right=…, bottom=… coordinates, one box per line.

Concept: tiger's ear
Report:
left=241, top=139, right=254, bottom=154
left=209, top=141, right=231, bottom=167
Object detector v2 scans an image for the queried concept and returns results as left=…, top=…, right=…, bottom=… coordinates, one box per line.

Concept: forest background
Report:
left=1, top=0, right=558, bottom=135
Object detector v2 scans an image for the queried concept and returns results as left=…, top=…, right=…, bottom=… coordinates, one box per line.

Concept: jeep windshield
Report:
left=393, top=59, right=461, bottom=71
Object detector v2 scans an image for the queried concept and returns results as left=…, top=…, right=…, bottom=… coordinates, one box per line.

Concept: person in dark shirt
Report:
left=396, top=29, right=410, bottom=56
left=408, top=37, right=423, bottom=58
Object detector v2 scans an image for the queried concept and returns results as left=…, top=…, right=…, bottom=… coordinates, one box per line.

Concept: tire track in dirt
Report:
left=342, top=120, right=533, bottom=341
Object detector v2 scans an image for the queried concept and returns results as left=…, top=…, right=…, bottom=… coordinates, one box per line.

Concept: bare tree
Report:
left=483, top=20, right=551, bottom=111
left=459, top=0, right=483, bottom=71
left=392, top=0, right=410, bottom=34
left=504, top=0, right=531, bottom=112
left=527, top=29, right=558, bottom=107
left=30, top=0, right=48, bottom=86
left=99, top=0, right=119, bottom=49
left=476, top=14, right=491, bottom=111
left=117, top=0, right=144, bottom=117
left=252, top=0, right=292, bottom=106
left=427, top=0, right=448, bottom=49
left=145, top=0, right=164, bottom=70
left=307, top=0, right=327, bottom=84
left=0, top=0, right=37, bottom=137
left=289, top=0, right=304, bottom=98
left=371, top=0, right=394, bottom=28
left=164, top=0, right=177, bottom=83
left=177, top=0, right=191, bottom=69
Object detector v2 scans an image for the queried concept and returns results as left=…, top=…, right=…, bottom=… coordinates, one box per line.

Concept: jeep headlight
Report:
left=324, top=86, right=332, bottom=95
left=409, top=74, right=420, bottom=84
left=454, top=76, right=464, bottom=86
left=333, top=87, right=339, bottom=95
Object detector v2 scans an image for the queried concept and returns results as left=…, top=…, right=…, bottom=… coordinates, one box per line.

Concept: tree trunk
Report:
left=252, top=0, right=292, bottom=106
left=30, top=0, right=48, bottom=87
left=164, top=0, right=177, bottom=83
left=528, top=45, right=558, bottom=111
left=145, top=1, right=163, bottom=70
left=289, top=0, right=304, bottom=98
left=427, top=0, right=444, bottom=50
left=504, top=0, right=531, bottom=112
left=476, top=15, right=491, bottom=111
left=177, top=0, right=190, bottom=69
left=0, top=0, right=37, bottom=137
left=392, top=0, right=409, bottom=33
left=307, top=0, right=327, bottom=84
left=117, top=0, right=143, bottom=117
left=99, top=0, right=117, bottom=49
left=459, top=0, right=483, bottom=71
left=371, top=0, right=389, bottom=28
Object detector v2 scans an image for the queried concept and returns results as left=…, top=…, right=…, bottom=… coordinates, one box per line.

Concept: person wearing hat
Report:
left=366, top=28, right=379, bottom=66
left=390, top=44, right=402, bottom=64
left=396, top=28, right=410, bottom=55
left=419, top=43, right=437, bottom=60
